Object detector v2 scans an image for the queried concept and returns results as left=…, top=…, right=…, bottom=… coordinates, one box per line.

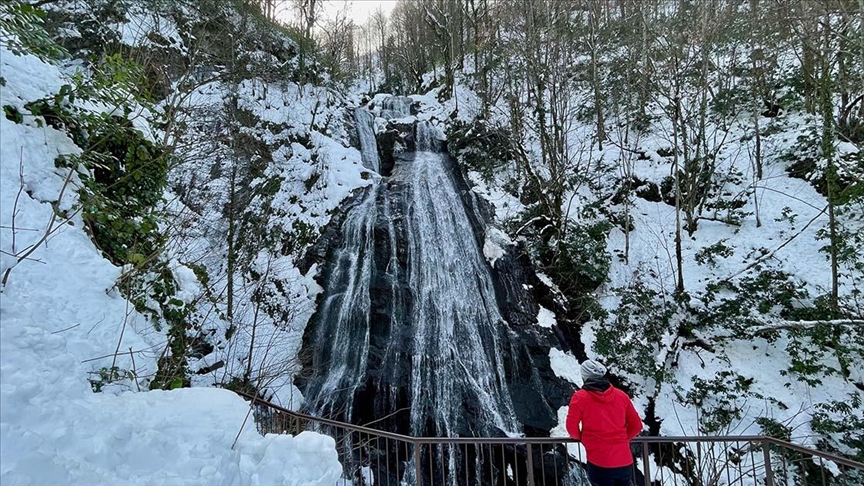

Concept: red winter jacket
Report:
left=565, top=385, right=643, bottom=468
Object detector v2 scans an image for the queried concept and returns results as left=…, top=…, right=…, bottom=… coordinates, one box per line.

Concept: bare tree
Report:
left=291, top=0, right=318, bottom=40
left=318, top=1, right=355, bottom=80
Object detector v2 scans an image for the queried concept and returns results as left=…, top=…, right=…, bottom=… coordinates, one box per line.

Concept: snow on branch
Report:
left=752, top=319, right=864, bottom=334
left=424, top=7, right=445, bottom=32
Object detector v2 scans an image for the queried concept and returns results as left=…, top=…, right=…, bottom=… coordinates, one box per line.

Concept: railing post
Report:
left=762, top=439, right=775, bottom=486
left=641, top=441, right=651, bottom=486
left=526, top=443, right=535, bottom=486
left=414, top=441, right=422, bottom=486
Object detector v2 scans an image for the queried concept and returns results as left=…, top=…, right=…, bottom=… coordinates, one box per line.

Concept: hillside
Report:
left=0, top=0, right=355, bottom=483
left=1, top=0, right=862, bottom=484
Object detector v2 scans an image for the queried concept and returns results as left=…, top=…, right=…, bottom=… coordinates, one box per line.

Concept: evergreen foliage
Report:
left=0, top=1, right=68, bottom=61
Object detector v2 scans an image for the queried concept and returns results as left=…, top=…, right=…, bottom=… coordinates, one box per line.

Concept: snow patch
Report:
left=537, top=306, right=557, bottom=329
left=483, top=227, right=511, bottom=267
left=0, top=42, right=342, bottom=485
left=549, top=348, right=582, bottom=386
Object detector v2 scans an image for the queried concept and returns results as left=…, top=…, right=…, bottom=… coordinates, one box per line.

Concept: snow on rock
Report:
left=550, top=406, right=587, bottom=462
left=549, top=348, right=582, bottom=387
left=535, top=273, right=557, bottom=290
left=536, top=306, right=557, bottom=329
left=482, top=227, right=511, bottom=267
left=468, top=171, right=524, bottom=222
left=113, top=7, right=185, bottom=52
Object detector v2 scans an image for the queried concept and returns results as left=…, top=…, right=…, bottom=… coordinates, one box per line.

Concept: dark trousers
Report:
left=586, top=462, right=635, bottom=486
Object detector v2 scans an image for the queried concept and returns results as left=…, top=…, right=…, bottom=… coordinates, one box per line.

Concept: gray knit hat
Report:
left=580, top=359, right=607, bottom=382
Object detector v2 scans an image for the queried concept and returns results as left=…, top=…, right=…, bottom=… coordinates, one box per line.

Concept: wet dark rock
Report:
left=409, top=100, right=421, bottom=116
left=506, top=331, right=573, bottom=431
left=375, top=122, right=413, bottom=176
left=491, top=245, right=540, bottom=327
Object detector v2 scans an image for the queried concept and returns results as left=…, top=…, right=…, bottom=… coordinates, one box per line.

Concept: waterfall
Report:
left=299, top=183, right=378, bottom=421
left=380, top=95, right=412, bottom=119
left=296, top=97, right=569, bottom=484
left=399, top=148, right=519, bottom=437
left=415, top=120, right=436, bottom=152
left=303, top=107, right=520, bottom=438
left=354, top=108, right=380, bottom=173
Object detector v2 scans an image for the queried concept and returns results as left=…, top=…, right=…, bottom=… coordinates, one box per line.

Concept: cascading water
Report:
left=379, top=95, right=412, bottom=119
left=399, top=123, right=519, bottom=438
left=299, top=98, right=569, bottom=484
left=415, top=120, right=435, bottom=152
left=302, top=118, right=518, bottom=436
left=299, top=184, right=378, bottom=422
left=354, top=108, right=380, bottom=173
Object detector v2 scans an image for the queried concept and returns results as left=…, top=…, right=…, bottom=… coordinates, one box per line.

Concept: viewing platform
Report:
left=238, top=392, right=864, bottom=486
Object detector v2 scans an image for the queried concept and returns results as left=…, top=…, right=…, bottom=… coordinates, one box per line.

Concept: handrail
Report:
left=236, top=390, right=418, bottom=442
left=762, top=437, right=864, bottom=470
left=235, top=391, right=864, bottom=470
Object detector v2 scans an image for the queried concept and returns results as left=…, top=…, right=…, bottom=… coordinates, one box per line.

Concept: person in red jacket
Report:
left=566, top=359, right=643, bottom=486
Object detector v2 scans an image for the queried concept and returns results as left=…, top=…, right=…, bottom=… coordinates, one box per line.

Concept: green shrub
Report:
left=811, top=395, right=864, bottom=462
left=756, top=417, right=792, bottom=441
left=88, top=366, right=136, bottom=392
left=548, top=221, right=612, bottom=295
left=55, top=117, right=168, bottom=265
left=782, top=125, right=864, bottom=205
left=24, top=53, right=166, bottom=266
left=694, top=240, right=734, bottom=268
left=0, top=2, right=68, bottom=61
left=699, top=270, right=807, bottom=338
left=593, top=269, right=686, bottom=384
left=676, top=371, right=754, bottom=433
left=281, top=219, right=317, bottom=256
left=134, top=263, right=195, bottom=390
left=700, top=271, right=861, bottom=386
left=20, top=51, right=195, bottom=390
left=4, top=104, right=23, bottom=123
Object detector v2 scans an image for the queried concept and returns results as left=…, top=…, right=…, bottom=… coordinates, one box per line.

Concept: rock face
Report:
left=296, top=103, right=572, bottom=483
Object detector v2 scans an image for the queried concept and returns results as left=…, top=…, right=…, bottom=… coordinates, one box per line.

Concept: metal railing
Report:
left=237, top=392, right=864, bottom=486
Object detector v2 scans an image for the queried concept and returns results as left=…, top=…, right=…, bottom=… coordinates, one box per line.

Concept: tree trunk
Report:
left=820, top=18, right=839, bottom=311
left=590, top=4, right=605, bottom=149
left=227, top=165, right=236, bottom=326
left=673, top=90, right=685, bottom=296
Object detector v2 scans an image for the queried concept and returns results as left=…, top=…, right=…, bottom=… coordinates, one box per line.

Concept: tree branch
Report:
left=752, top=319, right=864, bottom=335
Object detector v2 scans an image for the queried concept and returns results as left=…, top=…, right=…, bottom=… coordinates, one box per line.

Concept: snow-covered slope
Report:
left=432, top=71, right=862, bottom=458
left=0, top=19, right=342, bottom=486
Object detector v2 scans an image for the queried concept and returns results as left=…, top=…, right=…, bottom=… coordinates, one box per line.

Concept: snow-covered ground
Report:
left=0, top=39, right=341, bottom=486
left=587, top=112, right=862, bottom=444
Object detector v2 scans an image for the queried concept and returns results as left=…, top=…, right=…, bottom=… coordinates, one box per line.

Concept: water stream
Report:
left=354, top=108, right=380, bottom=173
left=303, top=114, right=520, bottom=436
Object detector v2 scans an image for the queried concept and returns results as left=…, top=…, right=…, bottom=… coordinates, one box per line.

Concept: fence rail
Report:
left=236, top=391, right=864, bottom=486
